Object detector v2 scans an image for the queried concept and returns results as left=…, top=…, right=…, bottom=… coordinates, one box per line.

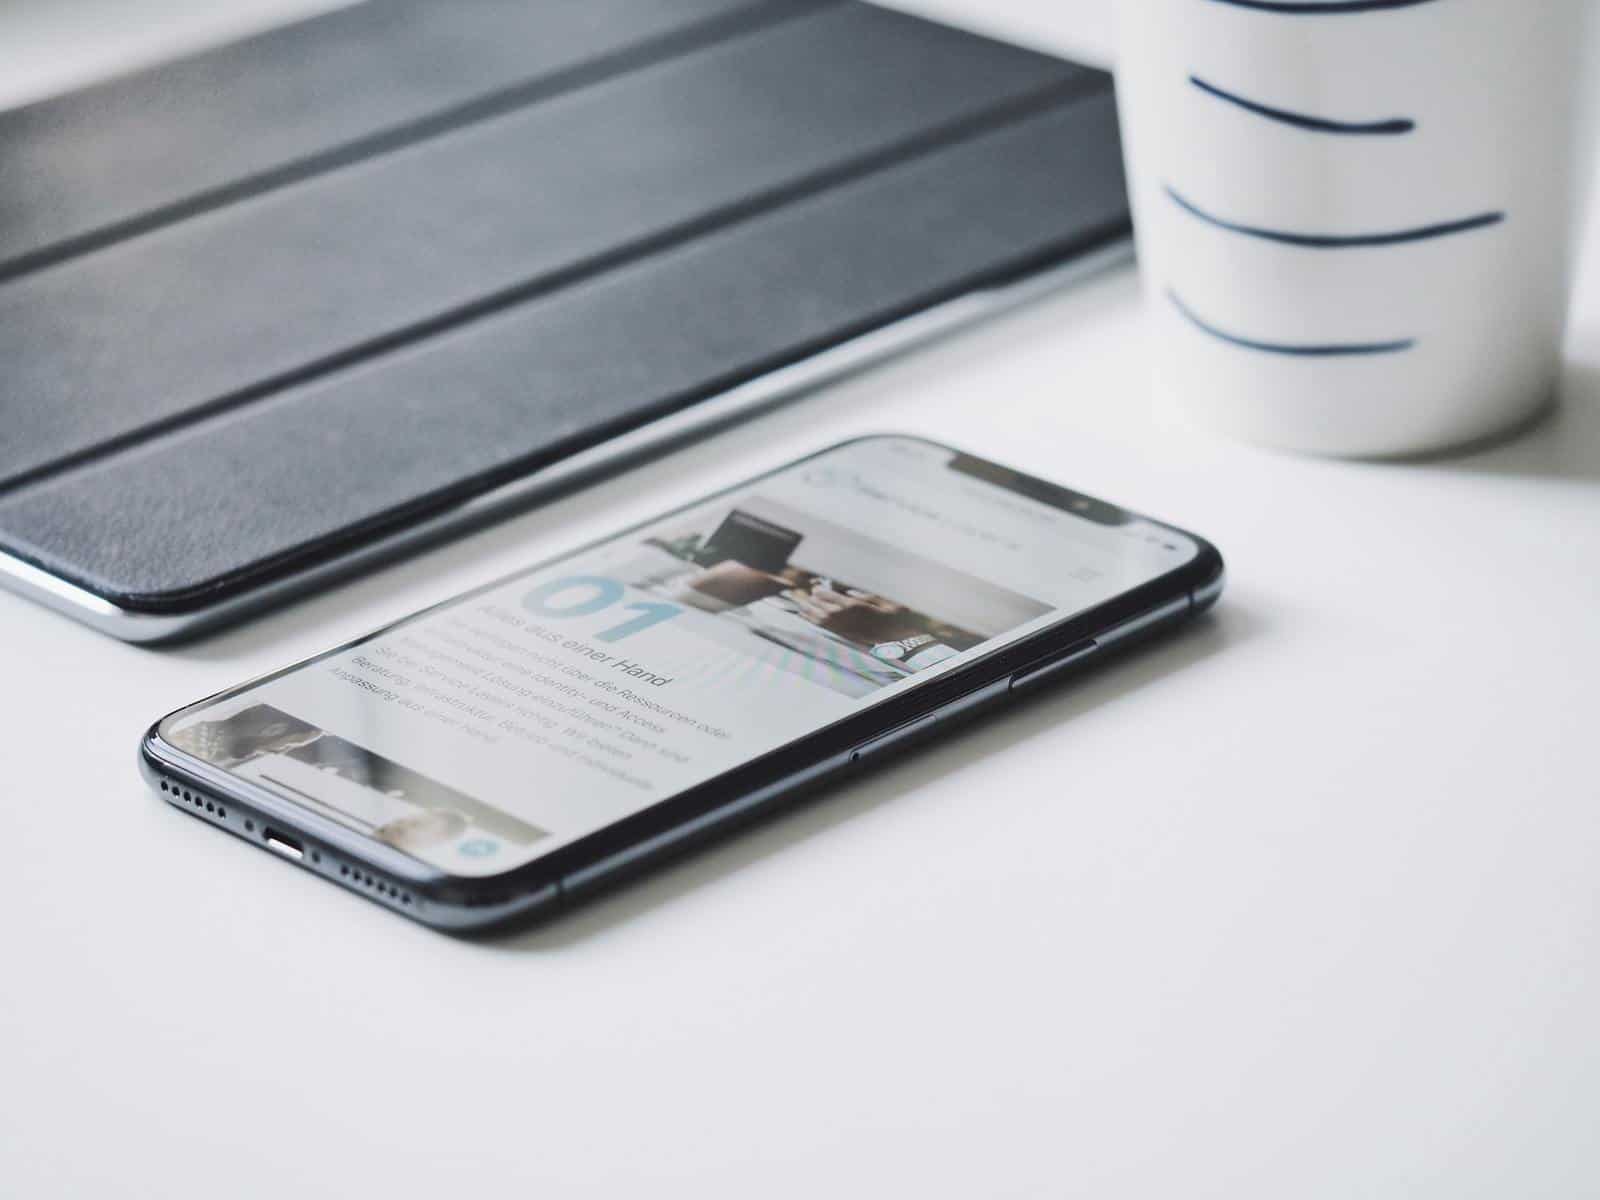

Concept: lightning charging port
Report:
left=265, top=831, right=304, bottom=861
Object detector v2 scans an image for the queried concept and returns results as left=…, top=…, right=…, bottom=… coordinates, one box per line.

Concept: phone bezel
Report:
left=141, top=434, right=1223, bottom=920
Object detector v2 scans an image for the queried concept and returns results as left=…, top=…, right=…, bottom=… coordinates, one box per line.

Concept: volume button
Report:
left=1096, top=594, right=1191, bottom=648
left=1008, top=638, right=1098, bottom=693
left=851, top=677, right=1010, bottom=763
left=851, top=710, right=940, bottom=763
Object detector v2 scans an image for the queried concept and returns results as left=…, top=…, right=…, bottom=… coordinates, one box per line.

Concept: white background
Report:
left=3, top=3, right=1599, bottom=1196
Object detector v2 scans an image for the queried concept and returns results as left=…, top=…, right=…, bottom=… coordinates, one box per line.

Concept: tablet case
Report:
left=0, top=0, right=1129, bottom=635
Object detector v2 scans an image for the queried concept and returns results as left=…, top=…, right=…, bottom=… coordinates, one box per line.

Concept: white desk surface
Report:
left=3, top=4, right=1598, bottom=1197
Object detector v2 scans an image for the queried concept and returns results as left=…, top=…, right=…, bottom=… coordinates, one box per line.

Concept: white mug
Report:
left=1117, top=0, right=1590, bottom=457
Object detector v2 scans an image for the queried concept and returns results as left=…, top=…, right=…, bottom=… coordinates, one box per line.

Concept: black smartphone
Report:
left=141, top=436, right=1223, bottom=932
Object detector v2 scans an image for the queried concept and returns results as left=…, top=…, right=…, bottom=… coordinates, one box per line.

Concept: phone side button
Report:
left=851, top=711, right=942, bottom=763
left=1008, top=638, right=1098, bottom=694
left=850, top=678, right=1009, bottom=763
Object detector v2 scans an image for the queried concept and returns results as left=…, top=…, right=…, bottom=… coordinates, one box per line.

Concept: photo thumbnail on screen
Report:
left=611, top=494, right=1051, bottom=698
left=166, top=703, right=547, bottom=856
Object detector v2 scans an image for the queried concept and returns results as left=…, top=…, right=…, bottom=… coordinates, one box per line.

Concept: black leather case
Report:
left=0, top=0, right=1127, bottom=627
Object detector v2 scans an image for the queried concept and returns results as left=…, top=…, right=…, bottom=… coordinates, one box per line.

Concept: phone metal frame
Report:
left=2, top=240, right=1132, bottom=643
left=141, top=432, right=1224, bottom=934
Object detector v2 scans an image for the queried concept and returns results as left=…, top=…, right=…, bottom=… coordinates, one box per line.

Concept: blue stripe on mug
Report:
left=1165, top=185, right=1504, bottom=247
left=1205, top=0, right=1442, bottom=14
left=1189, top=75, right=1414, bottom=135
left=1167, top=289, right=1415, bottom=355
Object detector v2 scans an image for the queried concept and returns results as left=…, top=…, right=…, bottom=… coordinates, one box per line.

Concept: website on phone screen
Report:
left=162, top=438, right=1196, bottom=874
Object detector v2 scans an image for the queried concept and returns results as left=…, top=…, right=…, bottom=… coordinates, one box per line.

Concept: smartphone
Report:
left=142, top=436, right=1223, bottom=931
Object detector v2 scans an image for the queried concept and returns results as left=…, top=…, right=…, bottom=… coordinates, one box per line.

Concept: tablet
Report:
left=0, top=0, right=1130, bottom=641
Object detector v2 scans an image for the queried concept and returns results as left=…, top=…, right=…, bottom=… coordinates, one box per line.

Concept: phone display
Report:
left=157, top=438, right=1203, bottom=880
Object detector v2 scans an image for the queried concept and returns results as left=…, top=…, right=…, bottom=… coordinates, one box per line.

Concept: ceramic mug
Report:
left=1117, top=0, right=1590, bottom=457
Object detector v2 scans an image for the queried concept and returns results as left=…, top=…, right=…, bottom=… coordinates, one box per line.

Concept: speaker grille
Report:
left=159, top=776, right=227, bottom=821
left=157, top=772, right=416, bottom=910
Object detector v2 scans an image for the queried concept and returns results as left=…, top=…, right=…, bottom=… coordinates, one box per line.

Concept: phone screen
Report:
left=161, top=438, right=1198, bottom=875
